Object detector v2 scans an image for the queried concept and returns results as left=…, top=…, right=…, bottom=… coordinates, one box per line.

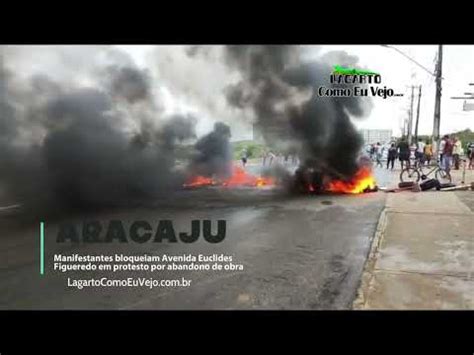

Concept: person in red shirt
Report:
left=441, top=135, right=453, bottom=173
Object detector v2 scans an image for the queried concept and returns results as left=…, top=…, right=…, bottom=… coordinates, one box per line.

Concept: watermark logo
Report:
left=332, top=65, right=379, bottom=76
left=317, top=65, right=404, bottom=99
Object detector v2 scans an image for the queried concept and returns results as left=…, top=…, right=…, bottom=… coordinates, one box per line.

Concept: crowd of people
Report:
left=239, top=148, right=299, bottom=168
left=368, top=135, right=474, bottom=172
left=261, top=150, right=299, bottom=167
left=238, top=136, right=474, bottom=172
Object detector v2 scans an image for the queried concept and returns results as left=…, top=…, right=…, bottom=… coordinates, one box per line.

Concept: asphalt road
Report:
left=0, top=167, right=394, bottom=310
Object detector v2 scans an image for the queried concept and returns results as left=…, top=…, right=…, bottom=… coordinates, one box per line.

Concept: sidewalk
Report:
left=353, top=170, right=474, bottom=309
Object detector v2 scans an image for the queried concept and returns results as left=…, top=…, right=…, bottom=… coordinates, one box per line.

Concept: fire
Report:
left=222, top=166, right=274, bottom=187
left=184, top=166, right=274, bottom=188
left=185, top=165, right=376, bottom=194
left=327, top=167, right=376, bottom=194
left=183, top=176, right=214, bottom=188
left=255, top=176, right=274, bottom=187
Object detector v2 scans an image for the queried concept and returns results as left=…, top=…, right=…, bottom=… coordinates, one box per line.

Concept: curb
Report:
left=352, top=207, right=388, bottom=310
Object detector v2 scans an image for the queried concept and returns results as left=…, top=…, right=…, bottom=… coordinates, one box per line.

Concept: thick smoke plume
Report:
left=0, top=45, right=374, bottom=216
left=0, top=48, right=198, bottom=213
left=105, top=66, right=152, bottom=103
left=221, top=45, right=372, bottom=179
left=189, top=122, right=232, bottom=179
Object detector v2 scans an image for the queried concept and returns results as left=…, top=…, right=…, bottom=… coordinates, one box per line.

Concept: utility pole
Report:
left=402, top=108, right=410, bottom=139
left=432, top=45, right=443, bottom=150
left=407, top=85, right=415, bottom=145
left=414, top=85, right=422, bottom=141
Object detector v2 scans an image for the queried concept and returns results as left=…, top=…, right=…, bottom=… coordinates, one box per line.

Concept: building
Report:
left=360, top=129, right=393, bottom=145
left=463, top=100, right=474, bottom=111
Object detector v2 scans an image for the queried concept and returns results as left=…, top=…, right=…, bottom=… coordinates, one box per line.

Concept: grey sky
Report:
left=318, top=45, right=474, bottom=137
left=6, top=45, right=473, bottom=141
left=119, top=45, right=474, bottom=140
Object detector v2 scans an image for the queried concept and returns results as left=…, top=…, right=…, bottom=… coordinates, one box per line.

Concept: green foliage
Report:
left=231, top=140, right=267, bottom=160
left=409, top=129, right=474, bottom=150
left=416, top=135, right=431, bottom=144
left=451, top=129, right=474, bottom=150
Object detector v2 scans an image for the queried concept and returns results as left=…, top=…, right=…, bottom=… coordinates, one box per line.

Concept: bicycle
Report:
left=400, top=159, right=451, bottom=184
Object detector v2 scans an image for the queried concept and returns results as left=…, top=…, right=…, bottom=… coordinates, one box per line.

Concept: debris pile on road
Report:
left=292, top=165, right=380, bottom=195
left=379, top=180, right=474, bottom=193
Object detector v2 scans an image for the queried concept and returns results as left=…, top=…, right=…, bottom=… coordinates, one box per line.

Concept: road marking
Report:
left=0, top=204, right=21, bottom=211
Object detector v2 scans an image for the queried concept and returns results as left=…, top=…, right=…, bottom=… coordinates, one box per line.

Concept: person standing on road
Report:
left=453, top=136, right=462, bottom=170
left=241, top=148, right=248, bottom=168
left=438, top=135, right=448, bottom=165
left=375, top=142, right=383, bottom=168
left=268, top=150, right=276, bottom=166
left=441, top=135, right=453, bottom=173
left=467, top=142, right=474, bottom=170
left=387, top=143, right=397, bottom=170
left=416, top=138, right=425, bottom=165
left=262, top=149, right=268, bottom=167
left=409, top=142, right=417, bottom=166
left=369, top=144, right=375, bottom=161
left=397, top=138, right=410, bottom=170
left=424, top=140, right=433, bottom=165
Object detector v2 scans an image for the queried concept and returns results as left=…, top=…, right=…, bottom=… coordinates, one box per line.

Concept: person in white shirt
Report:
left=416, top=138, right=425, bottom=165
left=408, top=142, right=417, bottom=167
left=438, top=137, right=446, bottom=165
left=375, top=142, right=383, bottom=168
left=267, top=151, right=276, bottom=166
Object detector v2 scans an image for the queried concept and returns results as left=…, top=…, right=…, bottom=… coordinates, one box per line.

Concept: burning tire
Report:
left=293, top=167, right=323, bottom=194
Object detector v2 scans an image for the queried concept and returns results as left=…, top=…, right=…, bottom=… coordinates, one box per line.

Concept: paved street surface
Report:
left=0, top=165, right=394, bottom=310
left=2, top=161, right=471, bottom=310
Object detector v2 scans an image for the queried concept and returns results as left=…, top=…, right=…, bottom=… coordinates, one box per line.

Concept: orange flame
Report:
left=327, top=167, right=376, bottom=194
left=183, top=176, right=214, bottom=188
left=184, top=166, right=274, bottom=188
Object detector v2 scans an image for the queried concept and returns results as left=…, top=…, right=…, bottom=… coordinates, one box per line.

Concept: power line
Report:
left=382, top=45, right=474, bottom=91
left=381, top=45, right=437, bottom=78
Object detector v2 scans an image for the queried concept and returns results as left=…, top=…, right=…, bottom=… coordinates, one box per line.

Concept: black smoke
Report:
left=189, top=122, right=232, bottom=179
left=0, top=50, right=197, bottom=214
left=0, top=45, right=375, bottom=216
left=104, top=66, right=152, bottom=103
left=222, top=45, right=372, bottom=179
